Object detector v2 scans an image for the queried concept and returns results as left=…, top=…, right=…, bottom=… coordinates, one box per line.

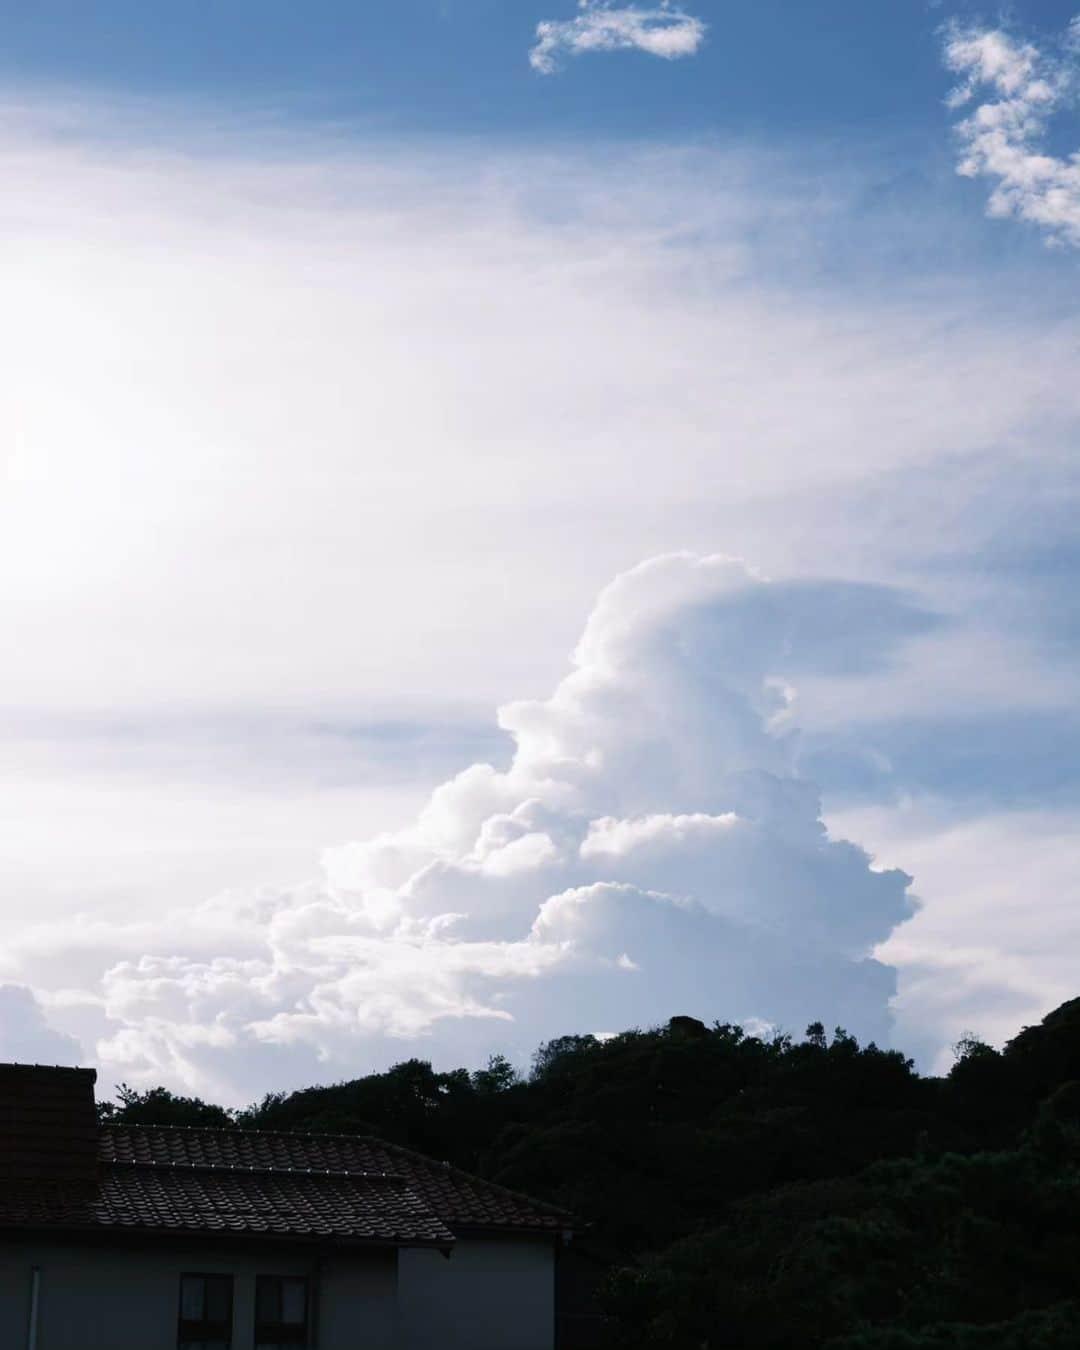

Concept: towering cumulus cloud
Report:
left=4, top=555, right=916, bottom=1099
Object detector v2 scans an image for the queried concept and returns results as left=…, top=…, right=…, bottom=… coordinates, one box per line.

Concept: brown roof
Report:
left=0, top=1166, right=455, bottom=1246
left=0, top=1119, right=567, bottom=1247
left=101, top=1125, right=568, bottom=1235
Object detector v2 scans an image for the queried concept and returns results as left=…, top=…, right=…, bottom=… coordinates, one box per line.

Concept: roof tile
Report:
left=100, top=1126, right=568, bottom=1232
left=0, top=1123, right=568, bottom=1245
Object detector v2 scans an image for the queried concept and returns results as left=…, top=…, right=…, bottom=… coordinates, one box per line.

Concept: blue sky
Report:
left=7, top=0, right=945, bottom=131
left=1, top=0, right=1079, bottom=1099
left=0, top=0, right=1071, bottom=138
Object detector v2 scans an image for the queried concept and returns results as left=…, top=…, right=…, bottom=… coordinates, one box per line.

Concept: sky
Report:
left=1, top=0, right=1079, bottom=1102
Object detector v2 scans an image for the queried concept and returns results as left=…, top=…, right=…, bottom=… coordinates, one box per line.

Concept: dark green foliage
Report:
left=96, top=999, right=1080, bottom=1349
left=97, top=1083, right=234, bottom=1127
left=472, top=1053, right=520, bottom=1096
left=829, top=1302, right=1080, bottom=1349
left=233, top=1057, right=515, bottom=1171
left=599, top=1004, right=1080, bottom=1349
left=606, top=1120, right=1080, bottom=1348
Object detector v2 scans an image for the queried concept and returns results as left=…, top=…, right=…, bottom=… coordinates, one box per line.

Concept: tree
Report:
left=98, top=1084, right=235, bottom=1128
left=472, top=1054, right=520, bottom=1095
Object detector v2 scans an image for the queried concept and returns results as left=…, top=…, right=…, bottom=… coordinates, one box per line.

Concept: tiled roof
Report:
left=0, top=1122, right=567, bottom=1246
left=101, top=1125, right=568, bottom=1233
left=0, top=1167, right=454, bottom=1245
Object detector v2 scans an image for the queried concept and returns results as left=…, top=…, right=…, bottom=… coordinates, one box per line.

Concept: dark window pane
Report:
left=179, top=1273, right=233, bottom=1349
left=205, top=1276, right=232, bottom=1323
left=180, top=1276, right=205, bottom=1320
left=255, top=1274, right=308, bottom=1346
left=256, top=1278, right=280, bottom=1321
left=281, top=1279, right=306, bottom=1325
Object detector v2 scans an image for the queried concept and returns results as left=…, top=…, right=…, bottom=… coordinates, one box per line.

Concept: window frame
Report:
left=177, top=1271, right=234, bottom=1349
left=254, top=1273, right=310, bottom=1347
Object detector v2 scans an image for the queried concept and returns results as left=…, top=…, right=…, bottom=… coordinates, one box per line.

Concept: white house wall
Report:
left=398, top=1236, right=556, bottom=1350
left=0, top=1238, right=398, bottom=1350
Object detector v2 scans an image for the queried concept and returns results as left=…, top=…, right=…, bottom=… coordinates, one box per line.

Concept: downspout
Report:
left=27, top=1267, right=40, bottom=1350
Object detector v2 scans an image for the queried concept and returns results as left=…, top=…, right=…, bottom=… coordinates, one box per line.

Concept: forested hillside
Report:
left=99, top=999, right=1080, bottom=1348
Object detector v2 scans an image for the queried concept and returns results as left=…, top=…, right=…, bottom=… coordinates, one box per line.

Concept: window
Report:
left=255, top=1275, right=309, bottom=1348
left=178, top=1273, right=233, bottom=1350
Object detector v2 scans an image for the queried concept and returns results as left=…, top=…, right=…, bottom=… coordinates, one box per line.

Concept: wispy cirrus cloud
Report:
left=943, top=16, right=1080, bottom=247
left=530, top=0, right=706, bottom=75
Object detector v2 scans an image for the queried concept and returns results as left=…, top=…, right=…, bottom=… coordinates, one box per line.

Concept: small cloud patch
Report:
left=943, top=16, right=1080, bottom=248
left=531, top=0, right=706, bottom=75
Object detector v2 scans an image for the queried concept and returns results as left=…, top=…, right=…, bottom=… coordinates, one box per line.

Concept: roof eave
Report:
left=0, top=1222, right=457, bottom=1251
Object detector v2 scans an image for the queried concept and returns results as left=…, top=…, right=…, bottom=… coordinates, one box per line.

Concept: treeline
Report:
left=98, top=999, right=1080, bottom=1348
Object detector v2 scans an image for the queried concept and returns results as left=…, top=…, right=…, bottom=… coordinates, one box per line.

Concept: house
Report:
left=0, top=1062, right=571, bottom=1350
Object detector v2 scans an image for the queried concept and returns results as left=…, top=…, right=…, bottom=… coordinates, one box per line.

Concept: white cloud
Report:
left=831, top=801, right=1080, bottom=1073
left=943, top=17, right=1080, bottom=247
left=4, top=555, right=914, bottom=1100
left=530, top=1, right=706, bottom=74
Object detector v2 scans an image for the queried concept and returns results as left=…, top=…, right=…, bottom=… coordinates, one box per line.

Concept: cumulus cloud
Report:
left=2, top=555, right=919, bottom=1100
left=0, top=984, right=83, bottom=1064
left=530, top=0, right=706, bottom=75
left=943, top=16, right=1080, bottom=247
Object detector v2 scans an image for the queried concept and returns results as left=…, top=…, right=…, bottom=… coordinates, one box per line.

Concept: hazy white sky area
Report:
left=2, top=97, right=1079, bottom=1098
